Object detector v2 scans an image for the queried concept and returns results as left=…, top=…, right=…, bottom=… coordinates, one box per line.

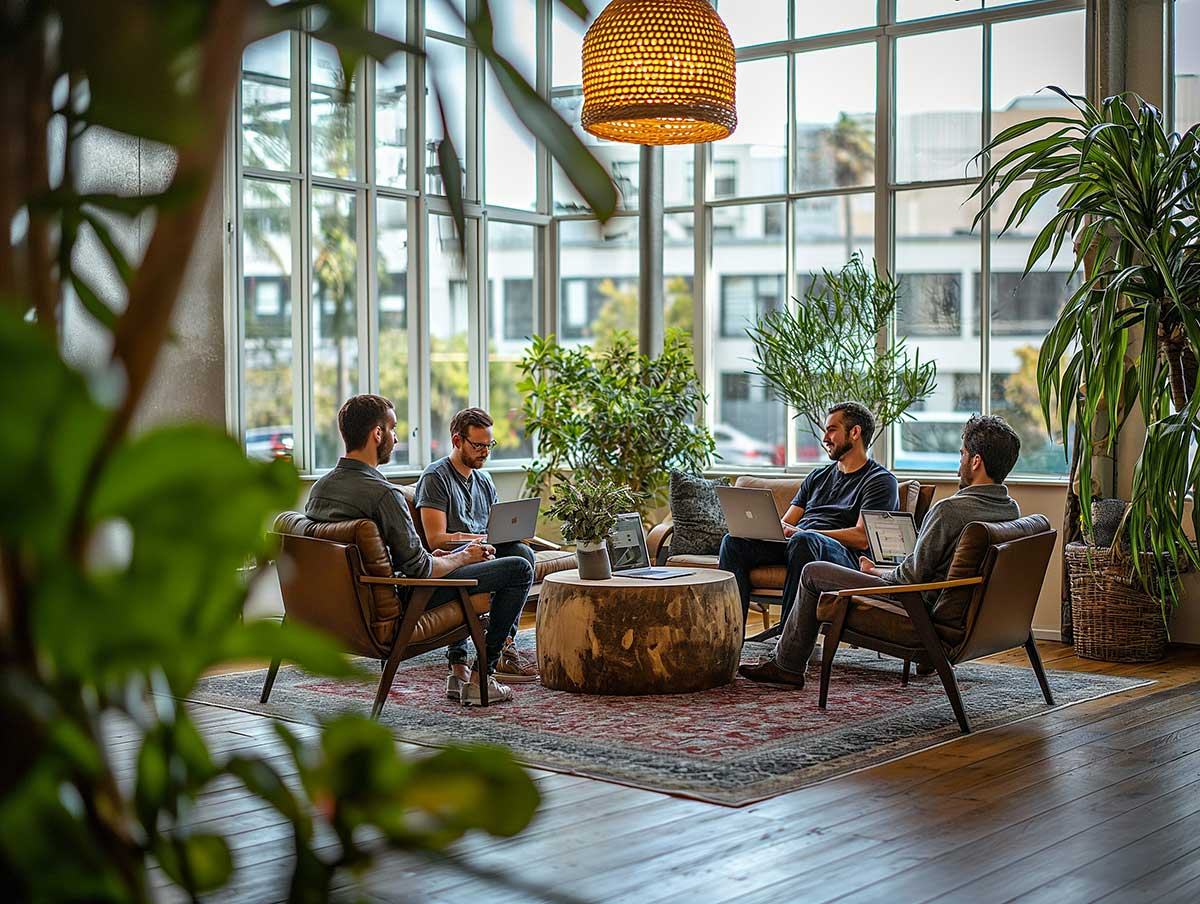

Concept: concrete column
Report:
left=638, top=144, right=664, bottom=358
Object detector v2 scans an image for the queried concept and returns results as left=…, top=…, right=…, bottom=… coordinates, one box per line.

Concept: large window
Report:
left=1174, top=1, right=1200, bottom=129
left=232, top=1, right=1088, bottom=480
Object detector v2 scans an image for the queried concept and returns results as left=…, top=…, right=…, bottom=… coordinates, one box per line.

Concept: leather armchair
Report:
left=815, top=515, right=1057, bottom=733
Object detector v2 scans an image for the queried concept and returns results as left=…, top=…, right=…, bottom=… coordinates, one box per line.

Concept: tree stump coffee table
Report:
left=535, top=568, right=741, bottom=695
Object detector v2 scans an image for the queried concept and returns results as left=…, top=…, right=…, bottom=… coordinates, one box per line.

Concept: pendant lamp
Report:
left=580, top=0, right=737, bottom=145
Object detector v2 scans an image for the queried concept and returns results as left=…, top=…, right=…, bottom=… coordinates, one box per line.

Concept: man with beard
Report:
left=416, top=407, right=539, bottom=695
left=718, top=402, right=899, bottom=630
left=305, top=395, right=531, bottom=706
left=738, top=414, right=1022, bottom=688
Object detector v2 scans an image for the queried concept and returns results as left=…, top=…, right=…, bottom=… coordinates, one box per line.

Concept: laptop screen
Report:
left=607, top=513, right=650, bottom=571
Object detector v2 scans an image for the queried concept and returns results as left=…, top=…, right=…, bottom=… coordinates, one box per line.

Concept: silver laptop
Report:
left=862, top=509, right=917, bottom=565
left=449, top=497, right=541, bottom=548
left=716, top=486, right=788, bottom=542
left=607, top=513, right=692, bottom=579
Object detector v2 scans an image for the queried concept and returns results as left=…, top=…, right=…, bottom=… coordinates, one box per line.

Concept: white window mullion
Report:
left=980, top=21, right=992, bottom=417
left=297, top=27, right=315, bottom=473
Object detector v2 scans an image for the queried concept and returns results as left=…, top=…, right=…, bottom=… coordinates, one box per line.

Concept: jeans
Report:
left=775, top=561, right=890, bottom=673
left=440, top=542, right=534, bottom=671
left=718, top=530, right=860, bottom=626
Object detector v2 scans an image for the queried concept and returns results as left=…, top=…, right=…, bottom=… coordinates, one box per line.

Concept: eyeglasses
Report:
left=460, top=437, right=498, bottom=452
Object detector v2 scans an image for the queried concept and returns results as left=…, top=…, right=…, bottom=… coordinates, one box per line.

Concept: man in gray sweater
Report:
left=739, top=414, right=1023, bottom=688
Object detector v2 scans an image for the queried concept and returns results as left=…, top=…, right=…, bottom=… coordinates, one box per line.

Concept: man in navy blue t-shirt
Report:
left=718, top=402, right=899, bottom=632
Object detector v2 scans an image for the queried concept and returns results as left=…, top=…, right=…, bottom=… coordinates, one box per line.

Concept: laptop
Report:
left=862, top=509, right=918, bottom=566
left=606, top=513, right=692, bottom=580
left=716, top=486, right=789, bottom=542
left=450, top=497, right=541, bottom=548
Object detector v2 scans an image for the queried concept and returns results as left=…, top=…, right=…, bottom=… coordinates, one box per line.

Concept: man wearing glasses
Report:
left=417, top=407, right=540, bottom=696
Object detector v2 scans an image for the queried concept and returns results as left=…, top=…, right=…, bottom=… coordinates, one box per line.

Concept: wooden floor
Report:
left=115, top=640, right=1200, bottom=904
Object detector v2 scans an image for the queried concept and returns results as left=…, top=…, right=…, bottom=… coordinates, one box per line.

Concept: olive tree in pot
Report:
left=547, top=478, right=641, bottom=580
left=971, top=88, right=1200, bottom=617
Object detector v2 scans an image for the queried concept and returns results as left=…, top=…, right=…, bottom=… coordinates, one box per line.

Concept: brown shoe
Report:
left=737, top=656, right=806, bottom=689
left=496, top=642, right=539, bottom=684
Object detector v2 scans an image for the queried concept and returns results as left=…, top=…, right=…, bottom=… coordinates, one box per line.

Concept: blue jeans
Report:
left=717, top=530, right=859, bottom=626
left=439, top=542, right=534, bottom=671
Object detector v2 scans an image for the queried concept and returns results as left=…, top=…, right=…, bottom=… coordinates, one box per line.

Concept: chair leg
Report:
left=896, top=594, right=972, bottom=733
left=761, top=603, right=773, bottom=632
left=819, top=600, right=849, bottom=710
left=902, top=659, right=911, bottom=687
left=372, top=647, right=406, bottom=720
left=1025, top=633, right=1055, bottom=705
left=931, top=656, right=971, bottom=734
left=371, top=588, right=430, bottom=719
left=460, top=589, right=489, bottom=707
left=260, top=658, right=281, bottom=703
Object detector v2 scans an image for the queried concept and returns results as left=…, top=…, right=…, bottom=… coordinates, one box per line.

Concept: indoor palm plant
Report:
left=546, top=478, right=641, bottom=580
left=971, top=88, right=1200, bottom=617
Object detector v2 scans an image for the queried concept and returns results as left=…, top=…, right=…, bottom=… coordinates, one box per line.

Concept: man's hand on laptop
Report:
left=781, top=522, right=799, bottom=538
left=450, top=531, right=487, bottom=544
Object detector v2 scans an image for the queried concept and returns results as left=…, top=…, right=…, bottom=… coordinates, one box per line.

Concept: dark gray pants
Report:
left=775, top=561, right=891, bottom=673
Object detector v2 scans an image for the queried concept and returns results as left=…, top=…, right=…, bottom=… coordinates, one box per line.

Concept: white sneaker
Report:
left=461, top=675, right=515, bottom=706
left=446, top=671, right=468, bottom=701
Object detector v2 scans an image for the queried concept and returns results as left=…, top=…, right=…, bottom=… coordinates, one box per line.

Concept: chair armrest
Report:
left=646, top=520, right=674, bottom=565
left=525, top=535, right=563, bottom=551
left=358, top=576, right=479, bottom=588
left=832, top=576, right=982, bottom=599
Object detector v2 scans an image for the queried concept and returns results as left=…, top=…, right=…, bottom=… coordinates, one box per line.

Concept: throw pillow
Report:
left=668, top=470, right=730, bottom=557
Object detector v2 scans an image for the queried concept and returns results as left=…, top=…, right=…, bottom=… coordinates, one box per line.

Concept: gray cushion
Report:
left=668, top=471, right=729, bottom=557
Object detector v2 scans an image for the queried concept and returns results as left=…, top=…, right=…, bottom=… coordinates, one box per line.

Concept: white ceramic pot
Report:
left=575, top=540, right=612, bottom=581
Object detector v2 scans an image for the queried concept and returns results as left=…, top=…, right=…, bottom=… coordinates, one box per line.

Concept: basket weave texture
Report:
left=1066, top=542, right=1167, bottom=663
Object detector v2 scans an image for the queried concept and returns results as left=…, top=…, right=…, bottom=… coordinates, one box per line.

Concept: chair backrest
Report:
left=273, top=513, right=401, bottom=655
left=898, top=479, right=936, bottom=529
left=396, top=483, right=431, bottom=549
left=735, top=475, right=803, bottom=517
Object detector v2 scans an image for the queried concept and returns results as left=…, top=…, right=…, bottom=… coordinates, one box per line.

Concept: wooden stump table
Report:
left=535, top=568, right=741, bottom=695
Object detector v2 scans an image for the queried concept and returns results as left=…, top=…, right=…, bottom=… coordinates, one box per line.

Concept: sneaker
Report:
left=737, top=655, right=806, bottom=689
left=446, top=671, right=468, bottom=701
left=462, top=675, right=515, bottom=706
left=496, top=643, right=540, bottom=683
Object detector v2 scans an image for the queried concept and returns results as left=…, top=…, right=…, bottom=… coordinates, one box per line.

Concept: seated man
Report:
left=305, top=394, right=532, bottom=706
left=718, top=402, right=899, bottom=629
left=416, top=407, right=538, bottom=690
left=739, top=414, right=1023, bottom=687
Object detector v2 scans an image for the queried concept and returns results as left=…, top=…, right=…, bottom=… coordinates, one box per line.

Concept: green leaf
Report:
left=435, top=95, right=466, bottom=254
left=153, top=833, right=234, bottom=895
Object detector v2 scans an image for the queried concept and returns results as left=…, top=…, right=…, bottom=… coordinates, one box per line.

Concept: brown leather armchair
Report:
left=654, top=477, right=936, bottom=632
left=815, top=515, right=1057, bottom=733
left=265, top=513, right=494, bottom=716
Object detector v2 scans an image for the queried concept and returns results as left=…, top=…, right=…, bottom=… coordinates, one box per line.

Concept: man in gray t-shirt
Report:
left=416, top=408, right=538, bottom=688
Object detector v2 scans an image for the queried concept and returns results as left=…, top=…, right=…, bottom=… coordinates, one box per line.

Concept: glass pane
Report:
left=374, top=1, right=408, bottom=189
left=426, top=39, right=467, bottom=195
left=310, top=40, right=357, bottom=180
left=664, top=145, right=694, bottom=208
left=897, top=0, right=982, bottom=20
left=1178, top=0, right=1200, bottom=129
left=242, top=179, right=294, bottom=462
left=552, top=1, right=595, bottom=89
left=377, top=196, right=410, bottom=469
left=429, top=214, right=469, bottom=459
left=485, top=0, right=537, bottom=210
left=991, top=11, right=1086, bottom=162
left=711, top=56, right=788, bottom=200
left=988, top=191, right=1077, bottom=477
left=427, top=0, right=465, bottom=36
left=794, top=42, right=876, bottom=192
left=487, top=222, right=538, bottom=459
left=311, top=189, right=359, bottom=470
left=714, top=0, right=787, bottom=47
left=792, top=193, right=876, bottom=464
left=894, top=186, right=980, bottom=473
left=712, top=202, right=787, bottom=468
left=896, top=27, right=982, bottom=183
left=793, top=1, right=875, bottom=39
left=558, top=217, right=639, bottom=347
left=664, top=212, right=695, bottom=337
left=242, top=33, right=293, bottom=171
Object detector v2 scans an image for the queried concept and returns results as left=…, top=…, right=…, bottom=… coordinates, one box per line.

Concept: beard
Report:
left=377, top=436, right=395, bottom=465
left=826, top=439, right=853, bottom=462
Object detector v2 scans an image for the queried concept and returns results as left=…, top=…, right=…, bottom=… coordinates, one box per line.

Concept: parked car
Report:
left=245, top=425, right=294, bottom=462
left=712, top=423, right=785, bottom=467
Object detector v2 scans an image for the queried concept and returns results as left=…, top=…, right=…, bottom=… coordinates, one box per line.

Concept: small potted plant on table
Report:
left=547, top=477, right=641, bottom=581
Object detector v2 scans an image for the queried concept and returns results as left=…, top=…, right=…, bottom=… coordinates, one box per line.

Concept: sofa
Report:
left=647, top=476, right=936, bottom=631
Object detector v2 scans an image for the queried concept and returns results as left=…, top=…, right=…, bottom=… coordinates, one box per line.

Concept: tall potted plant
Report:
left=971, top=89, right=1200, bottom=618
left=546, top=478, right=641, bottom=580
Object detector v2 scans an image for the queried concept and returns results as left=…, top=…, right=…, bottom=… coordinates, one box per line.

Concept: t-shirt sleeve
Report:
left=377, top=489, right=433, bottom=578
left=792, top=471, right=817, bottom=510
left=860, top=469, right=900, bottom=514
left=487, top=473, right=499, bottom=505
left=414, top=469, right=450, bottom=513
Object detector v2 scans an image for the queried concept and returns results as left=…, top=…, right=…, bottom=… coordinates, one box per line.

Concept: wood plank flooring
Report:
left=106, top=640, right=1200, bottom=904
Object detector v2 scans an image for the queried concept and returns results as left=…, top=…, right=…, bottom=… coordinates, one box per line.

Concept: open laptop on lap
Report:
left=449, top=497, right=541, bottom=548
left=607, top=513, right=692, bottom=579
left=861, top=509, right=917, bottom=566
left=716, top=486, right=789, bottom=542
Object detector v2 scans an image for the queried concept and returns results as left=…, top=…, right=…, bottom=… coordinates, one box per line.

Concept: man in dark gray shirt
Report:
left=416, top=407, right=538, bottom=690
left=305, top=395, right=532, bottom=706
left=739, top=415, right=1024, bottom=688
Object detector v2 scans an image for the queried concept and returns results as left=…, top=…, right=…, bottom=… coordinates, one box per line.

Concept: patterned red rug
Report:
left=189, top=638, right=1150, bottom=805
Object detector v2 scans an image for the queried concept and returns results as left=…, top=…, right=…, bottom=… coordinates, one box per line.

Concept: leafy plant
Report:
left=746, top=254, right=937, bottom=446
left=518, top=330, right=715, bottom=517
left=0, top=1, right=623, bottom=900
left=971, top=88, right=1200, bottom=612
left=546, top=477, right=642, bottom=546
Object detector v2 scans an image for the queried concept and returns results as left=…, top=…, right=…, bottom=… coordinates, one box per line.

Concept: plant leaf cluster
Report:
left=971, top=88, right=1200, bottom=613
left=518, top=330, right=715, bottom=519
left=746, top=253, right=937, bottom=443
left=545, top=477, right=644, bottom=546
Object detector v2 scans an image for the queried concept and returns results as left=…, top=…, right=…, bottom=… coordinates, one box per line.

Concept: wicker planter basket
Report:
left=1065, top=542, right=1168, bottom=663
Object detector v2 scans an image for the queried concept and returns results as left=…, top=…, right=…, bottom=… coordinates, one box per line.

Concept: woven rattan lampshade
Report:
left=581, top=0, right=737, bottom=145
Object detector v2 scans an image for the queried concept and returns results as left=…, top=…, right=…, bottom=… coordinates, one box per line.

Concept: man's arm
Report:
left=780, top=504, right=805, bottom=536
left=821, top=472, right=898, bottom=552
left=420, top=506, right=485, bottom=549
left=870, top=501, right=950, bottom=585
left=813, top=515, right=867, bottom=551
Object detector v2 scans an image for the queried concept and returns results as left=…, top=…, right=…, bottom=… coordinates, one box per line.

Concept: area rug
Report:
left=188, top=639, right=1152, bottom=806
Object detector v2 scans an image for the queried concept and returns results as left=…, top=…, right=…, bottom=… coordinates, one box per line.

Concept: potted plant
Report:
left=547, top=477, right=642, bottom=580
left=971, top=88, right=1200, bottom=631
left=746, top=253, right=937, bottom=446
